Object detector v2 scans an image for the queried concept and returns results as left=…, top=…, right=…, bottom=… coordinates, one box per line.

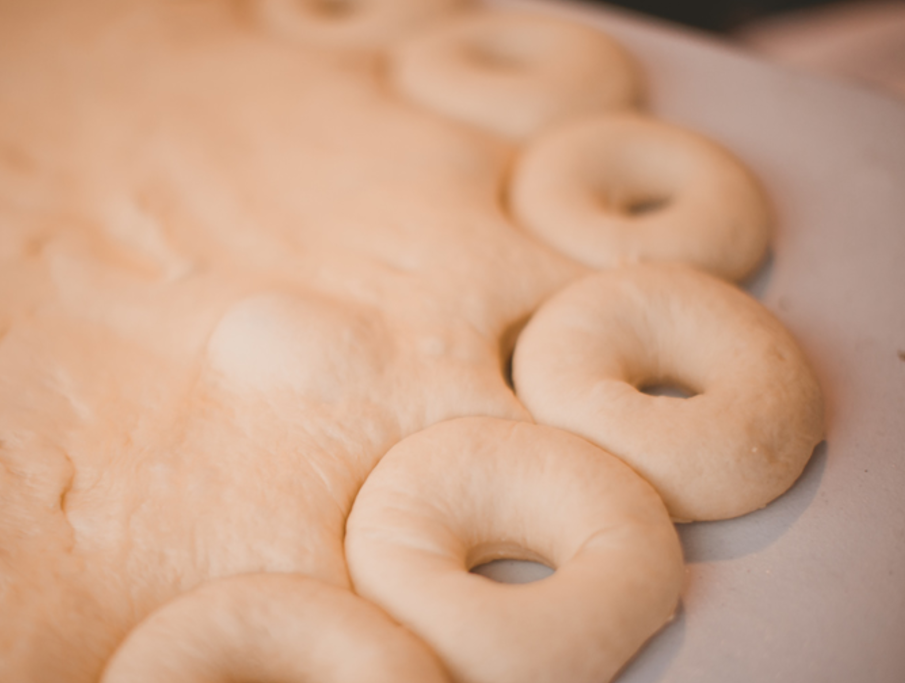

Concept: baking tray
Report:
left=485, top=1, right=905, bottom=681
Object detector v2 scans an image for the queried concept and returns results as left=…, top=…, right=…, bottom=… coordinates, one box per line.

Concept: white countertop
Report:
left=489, top=1, right=905, bottom=681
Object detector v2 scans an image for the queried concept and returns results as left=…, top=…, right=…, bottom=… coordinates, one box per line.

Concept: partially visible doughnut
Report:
left=345, top=416, right=683, bottom=683
left=512, top=265, right=825, bottom=522
left=509, top=113, right=772, bottom=281
left=101, top=574, right=450, bottom=683
left=253, top=0, right=467, bottom=50
left=389, top=10, right=642, bottom=139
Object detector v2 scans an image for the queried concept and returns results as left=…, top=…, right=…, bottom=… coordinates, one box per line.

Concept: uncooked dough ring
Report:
left=345, top=416, right=683, bottom=683
left=512, top=265, right=826, bottom=522
left=508, top=113, right=772, bottom=281
left=253, top=0, right=466, bottom=50
left=101, top=574, right=450, bottom=683
left=389, top=10, right=642, bottom=139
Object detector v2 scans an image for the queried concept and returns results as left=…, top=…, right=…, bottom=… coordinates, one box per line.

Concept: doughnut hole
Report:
left=466, top=540, right=552, bottom=574
left=346, top=417, right=683, bottom=683
left=390, top=10, right=642, bottom=139
left=307, top=0, right=358, bottom=20
left=470, top=556, right=555, bottom=585
left=254, top=0, right=467, bottom=50
left=512, top=265, right=826, bottom=522
left=623, top=195, right=672, bottom=216
left=509, top=113, right=772, bottom=281
left=585, top=135, right=686, bottom=219
left=638, top=381, right=697, bottom=399
left=593, top=184, right=676, bottom=219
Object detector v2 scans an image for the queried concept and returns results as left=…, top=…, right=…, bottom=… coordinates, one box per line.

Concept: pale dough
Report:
left=512, top=265, right=826, bottom=522
left=0, top=0, right=579, bottom=679
left=346, top=417, right=684, bottom=683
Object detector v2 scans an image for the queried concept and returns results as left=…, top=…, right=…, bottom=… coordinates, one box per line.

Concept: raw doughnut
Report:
left=253, top=0, right=466, bottom=50
left=508, top=113, right=772, bottom=281
left=512, top=265, right=826, bottom=522
left=345, top=416, right=683, bottom=683
left=389, top=10, right=642, bottom=139
left=101, top=574, right=450, bottom=683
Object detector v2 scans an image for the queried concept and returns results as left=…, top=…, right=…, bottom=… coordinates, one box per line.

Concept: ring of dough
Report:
left=389, top=10, right=642, bottom=139
left=345, top=416, right=683, bottom=683
left=253, top=0, right=466, bottom=50
left=101, top=574, right=450, bottom=683
left=508, top=113, right=772, bottom=281
left=512, top=265, right=826, bottom=522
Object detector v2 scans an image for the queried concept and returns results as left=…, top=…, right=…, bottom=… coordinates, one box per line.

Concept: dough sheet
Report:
left=0, top=1, right=583, bottom=678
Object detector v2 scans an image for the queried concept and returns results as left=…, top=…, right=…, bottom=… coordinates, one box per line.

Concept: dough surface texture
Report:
left=0, top=0, right=579, bottom=679
left=0, top=0, right=822, bottom=681
left=346, top=417, right=684, bottom=683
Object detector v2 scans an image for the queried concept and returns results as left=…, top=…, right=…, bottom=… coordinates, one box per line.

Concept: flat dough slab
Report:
left=0, top=1, right=584, bottom=679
